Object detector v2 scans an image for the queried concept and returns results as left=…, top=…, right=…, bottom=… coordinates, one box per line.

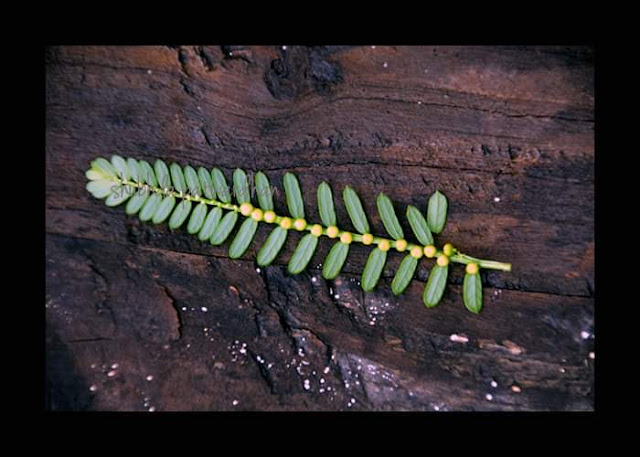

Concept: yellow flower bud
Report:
left=437, top=255, right=449, bottom=267
left=263, top=210, right=276, bottom=223
left=362, top=233, right=374, bottom=245
left=310, top=224, right=323, bottom=237
left=378, top=239, right=391, bottom=252
left=423, top=245, right=437, bottom=258
left=410, top=246, right=423, bottom=259
left=239, top=203, right=253, bottom=216
left=251, top=208, right=264, bottom=221
left=340, top=232, right=353, bottom=244
left=326, top=226, right=339, bottom=238
left=293, top=218, right=307, bottom=231
left=443, top=243, right=454, bottom=256
left=466, top=263, right=479, bottom=275
left=280, top=217, right=292, bottom=229
left=395, top=239, right=407, bottom=252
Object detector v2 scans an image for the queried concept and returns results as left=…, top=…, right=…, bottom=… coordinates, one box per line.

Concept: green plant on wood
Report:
left=86, top=155, right=512, bottom=314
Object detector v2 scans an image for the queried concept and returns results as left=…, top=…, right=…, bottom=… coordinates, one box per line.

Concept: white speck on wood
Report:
left=450, top=334, right=469, bottom=344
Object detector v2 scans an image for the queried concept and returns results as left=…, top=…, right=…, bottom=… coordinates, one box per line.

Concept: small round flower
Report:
left=362, top=233, right=374, bottom=245
left=423, top=245, right=437, bottom=258
left=280, top=217, right=293, bottom=229
left=437, top=255, right=449, bottom=267
left=239, top=203, right=253, bottom=216
left=443, top=243, right=455, bottom=256
left=395, top=239, right=408, bottom=252
left=378, top=239, right=391, bottom=252
left=326, top=226, right=339, bottom=238
left=310, top=224, right=323, bottom=237
left=293, top=218, right=307, bottom=231
left=251, top=208, right=264, bottom=221
left=466, top=263, right=479, bottom=275
left=340, top=232, right=353, bottom=244
left=410, top=246, right=423, bottom=259
left=263, top=210, right=276, bottom=223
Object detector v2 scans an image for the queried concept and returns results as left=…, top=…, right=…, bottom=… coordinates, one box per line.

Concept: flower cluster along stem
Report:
left=115, top=177, right=512, bottom=273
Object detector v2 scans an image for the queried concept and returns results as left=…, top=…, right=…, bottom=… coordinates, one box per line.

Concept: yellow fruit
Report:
left=362, top=233, right=374, bottom=245
left=340, top=232, right=353, bottom=244
left=294, top=218, right=307, bottom=231
left=263, top=210, right=276, bottom=223
left=310, top=224, right=323, bottom=236
left=466, top=263, right=479, bottom=275
left=443, top=243, right=454, bottom=256
left=251, top=208, right=264, bottom=221
left=239, top=203, right=253, bottom=216
left=437, top=255, right=449, bottom=267
left=395, top=239, right=407, bottom=252
left=326, top=226, right=339, bottom=238
left=423, top=245, right=437, bottom=258
left=280, top=217, right=292, bottom=229
left=410, top=246, right=423, bottom=259
left=378, top=240, right=391, bottom=252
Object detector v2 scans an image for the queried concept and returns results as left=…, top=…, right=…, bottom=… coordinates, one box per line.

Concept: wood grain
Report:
left=45, top=45, right=594, bottom=411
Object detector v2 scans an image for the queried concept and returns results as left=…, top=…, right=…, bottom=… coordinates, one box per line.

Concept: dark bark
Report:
left=45, top=45, right=594, bottom=411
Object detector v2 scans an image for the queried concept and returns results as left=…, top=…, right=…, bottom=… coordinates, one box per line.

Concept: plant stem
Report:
left=115, top=177, right=511, bottom=272
left=450, top=253, right=512, bottom=272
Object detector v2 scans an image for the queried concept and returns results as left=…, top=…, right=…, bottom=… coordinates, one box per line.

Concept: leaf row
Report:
left=86, top=155, right=485, bottom=312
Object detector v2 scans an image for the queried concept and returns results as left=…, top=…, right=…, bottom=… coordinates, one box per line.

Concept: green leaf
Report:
left=463, top=272, right=483, bottom=314
left=187, top=202, right=207, bottom=234
left=288, top=233, right=318, bottom=274
left=86, top=169, right=105, bottom=181
left=86, top=180, right=115, bottom=199
left=210, top=210, right=238, bottom=245
left=170, top=162, right=186, bottom=193
left=127, top=158, right=141, bottom=183
left=198, top=207, right=222, bottom=241
left=322, top=242, right=349, bottom=280
left=424, top=265, right=448, bottom=307
left=211, top=168, right=231, bottom=203
left=343, top=186, right=370, bottom=234
left=184, top=166, right=201, bottom=197
left=139, top=193, right=162, bottom=221
left=257, top=226, right=288, bottom=266
left=91, top=158, right=117, bottom=179
left=283, top=172, right=305, bottom=219
left=406, top=205, right=434, bottom=246
left=233, top=168, right=251, bottom=204
left=317, top=181, right=337, bottom=227
left=154, top=160, right=171, bottom=189
left=125, top=188, right=150, bottom=215
left=105, top=185, right=134, bottom=207
left=229, top=218, right=258, bottom=259
left=361, top=248, right=387, bottom=292
left=427, top=190, right=448, bottom=234
left=255, top=171, right=274, bottom=211
left=138, top=160, right=157, bottom=186
left=198, top=166, right=216, bottom=200
left=111, top=155, right=130, bottom=181
left=391, top=255, right=418, bottom=295
left=152, top=195, right=177, bottom=224
left=168, top=200, right=192, bottom=229
left=376, top=192, right=404, bottom=240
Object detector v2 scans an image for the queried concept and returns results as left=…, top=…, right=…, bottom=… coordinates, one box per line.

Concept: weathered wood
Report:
left=45, top=45, right=594, bottom=411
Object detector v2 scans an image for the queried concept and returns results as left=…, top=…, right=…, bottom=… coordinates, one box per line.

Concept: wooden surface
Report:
left=45, top=45, right=594, bottom=411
